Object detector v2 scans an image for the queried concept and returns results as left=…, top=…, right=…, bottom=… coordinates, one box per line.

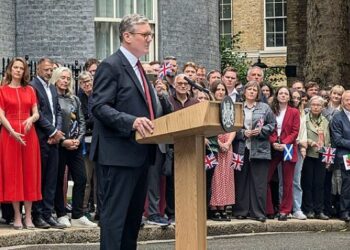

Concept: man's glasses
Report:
left=130, top=32, right=154, bottom=39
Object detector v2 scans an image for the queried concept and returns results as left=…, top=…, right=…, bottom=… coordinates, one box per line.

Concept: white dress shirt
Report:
left=120, top=46, right=145, bottom=91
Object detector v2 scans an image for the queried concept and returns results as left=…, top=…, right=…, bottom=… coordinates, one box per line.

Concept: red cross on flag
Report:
left=158, top=62, right=172, bottom=79
left=205, top=152, right=218, bottom=170
left=231, top=152, right=244, bottom=171
left=321, top=147, right=336, bottom=164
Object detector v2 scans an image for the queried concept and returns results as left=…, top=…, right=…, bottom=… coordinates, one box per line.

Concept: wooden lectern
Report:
left=136, top=101, right=243, bottom=250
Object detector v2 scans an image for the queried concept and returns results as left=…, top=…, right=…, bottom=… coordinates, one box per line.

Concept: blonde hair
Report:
left=50, top=67, right=74, bottom=96
left=330, top=84, right=345, bottom=95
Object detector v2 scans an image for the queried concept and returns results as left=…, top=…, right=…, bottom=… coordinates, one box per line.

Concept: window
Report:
left=219, top=0, right=232, bottom=43
left=265, top=0, right=287, bottom=48
left=95, top=0, right=157, bottom=61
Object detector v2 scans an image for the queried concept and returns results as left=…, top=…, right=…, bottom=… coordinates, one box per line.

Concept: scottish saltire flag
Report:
left=343, top=154, right=350, bottom=171
left=255, top=116, right=264, bottom=129
left=205, top=152, right=218, bottom=170
left=320, top=147, right=336, bottom=164
left=231, top=152, right=244, bottom=171
left=283, top=144, right=293, bottom=161
left=158, top=62, right=172, bottom=79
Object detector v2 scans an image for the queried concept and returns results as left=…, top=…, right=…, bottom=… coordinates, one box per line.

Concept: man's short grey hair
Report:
left=247, top=66, right=264, bottom=78
left=119, top=13, right=149, bottom=42
left=174, top=73, right=187, bottom=83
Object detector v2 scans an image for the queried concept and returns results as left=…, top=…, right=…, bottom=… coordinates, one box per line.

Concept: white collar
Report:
left=120, top=46, right=139, bottom=67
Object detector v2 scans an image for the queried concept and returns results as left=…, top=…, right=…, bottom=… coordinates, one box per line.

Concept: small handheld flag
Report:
left=158, top=62, right=172, bottom=79
left=255, top=117, right=264, bottom=129
left=231, top=152, right=244, bottom=171
left=283, top=144, right=293, bottom=161
left=343, top=154, right=350, bottom=171
left=205, top=152, right=218, bottom=170
left=321, top=147, right=336, bottom=164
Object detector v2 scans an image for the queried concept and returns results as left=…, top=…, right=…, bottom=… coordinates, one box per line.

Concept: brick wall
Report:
left=158, top=0, right=220, bottom=71
left=15, top=0, right=95, bottom=64
left=233, top=0, right=286, bottom=67
left=0, top=0, right=16, bottom=59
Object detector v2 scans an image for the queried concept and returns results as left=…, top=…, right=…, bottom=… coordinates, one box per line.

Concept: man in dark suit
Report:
left=31, top=58, right=66, bottom=229
left=331, top=90, right=350, bottom=222
left=90, top=14, right=157, bottom=250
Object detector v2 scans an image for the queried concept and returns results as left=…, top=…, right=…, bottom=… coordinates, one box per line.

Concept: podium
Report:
left=136, top=101, right=243, bottom=250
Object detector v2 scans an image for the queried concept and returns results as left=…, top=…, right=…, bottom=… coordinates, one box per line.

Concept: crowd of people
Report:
left=141, top=57, right=350, bottom=224
left=0, top=15, right=350, bottom=249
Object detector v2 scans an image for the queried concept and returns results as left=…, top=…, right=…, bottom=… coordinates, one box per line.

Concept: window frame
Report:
left=94, top=0, right=158, bottom=62
left=263, top=0, right=287, bottom=52
left=219, top=0, right=233, bottom=41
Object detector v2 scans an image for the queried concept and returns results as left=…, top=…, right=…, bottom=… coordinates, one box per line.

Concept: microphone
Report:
left=183, top=76, right=210, bottom=95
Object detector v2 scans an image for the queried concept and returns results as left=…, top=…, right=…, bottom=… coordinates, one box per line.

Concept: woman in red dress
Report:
left=209, top=80, right=235, bottom=221
left=0, top=57, right=41, bottom=229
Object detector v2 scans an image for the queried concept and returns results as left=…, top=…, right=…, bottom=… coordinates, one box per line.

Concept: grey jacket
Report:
left=234, top=102, right=276, bottom=160
left=58, top=94, right=86, bottom=143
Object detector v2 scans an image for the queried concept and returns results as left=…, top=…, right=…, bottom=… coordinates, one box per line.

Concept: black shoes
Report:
left=45, top=216, right=67, bottom=229
left=254, top=217, right=266, bottom=222
left=33, top=217, right=50, bottom=229
left=340, top=213, right=350, bottom=222
left=278, top=213, right=288, bottom=221
left=219, top=211, right=231, bottom=221
left=306, top=212, right=315, bottom=219
left=235, top=215, right=247, bottom=220
left=210, top=212, right=222, bottom=221
left=315, top=213, right=329, bottom=220
left=267, top=214, right=275, bottom=220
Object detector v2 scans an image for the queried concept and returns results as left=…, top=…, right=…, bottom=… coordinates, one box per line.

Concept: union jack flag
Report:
left=205, top=152, right=218, bottom=170
left=321, top=147, right=336, bottom=164
left=231, top=152, right=244, bottom=171
left=158, top=62, right=172, bottom=79
left=255, top=117, right=264, bottom=129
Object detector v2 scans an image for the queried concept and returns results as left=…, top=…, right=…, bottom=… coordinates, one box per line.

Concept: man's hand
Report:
left=133, top=117, right=154, bottom=138
left=47, top=130, right=65, bottom=144
left=62, top=139, right=78, bottom=150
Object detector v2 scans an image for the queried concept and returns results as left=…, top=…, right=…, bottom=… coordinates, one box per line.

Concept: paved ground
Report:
left=4, top=232, right=350, bottom=249
left=0, top=218, right=349, bottom=248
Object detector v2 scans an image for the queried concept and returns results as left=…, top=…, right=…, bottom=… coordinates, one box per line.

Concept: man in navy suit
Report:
left=31, top=58, right=66, bottom=229
left=331, top=90, right=350, bottom=222
left=90, top=14, right=157, bottom=250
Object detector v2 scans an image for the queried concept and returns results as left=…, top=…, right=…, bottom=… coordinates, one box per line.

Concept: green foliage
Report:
left=220, top=32, right=251, bottom=84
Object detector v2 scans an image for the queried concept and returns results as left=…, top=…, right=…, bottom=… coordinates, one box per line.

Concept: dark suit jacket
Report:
left=331, top=110, right=350, bottom=164
left=90, top=49, right=157, bottom=167
left=31, top=76, right=62, bottom=141
left=269, top=106, right=300, bottom=163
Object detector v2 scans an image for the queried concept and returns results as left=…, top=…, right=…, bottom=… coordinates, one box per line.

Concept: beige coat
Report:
left=305, top=113, right=330, bottom=158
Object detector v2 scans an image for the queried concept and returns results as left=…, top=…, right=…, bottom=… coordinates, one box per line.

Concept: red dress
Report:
left=210, top=133, right=235, bottom=206
left=0, top=85, right=41, bottom=202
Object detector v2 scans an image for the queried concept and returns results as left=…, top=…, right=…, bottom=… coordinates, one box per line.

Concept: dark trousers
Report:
left=266, top=153, right=295, bottom=215
left=340, top=163, right=350, bottom=215
left=99, top=164, right=149, bottom=250
left=55, top=146, right=86, bottom=219
left=32, top=143, right=59, bottom=219
left=95, top=162, right=104, bottom=216
left=323, top=169, right=333, bottom=216
left=301, top=156, right=326, bottom=214
left=165, top=167, right=175, bottom=219
left=1, top=204, right=14, bottom=223
left=147, top=147, right=165, bottom=217
left=233, top=149, right=270, bottom=218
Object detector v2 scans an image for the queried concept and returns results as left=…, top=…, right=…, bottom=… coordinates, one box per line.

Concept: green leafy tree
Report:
left=220, top=31, right=251, bottom=84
